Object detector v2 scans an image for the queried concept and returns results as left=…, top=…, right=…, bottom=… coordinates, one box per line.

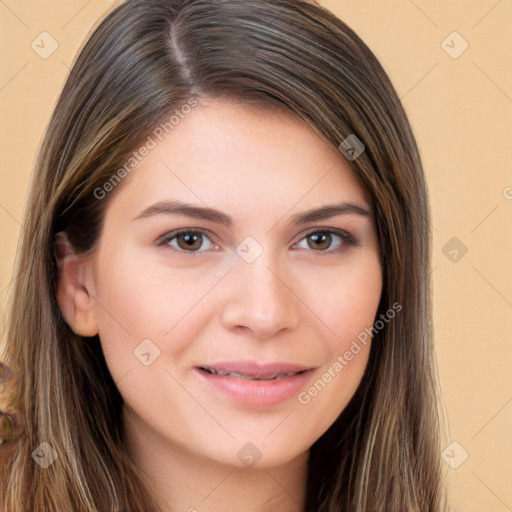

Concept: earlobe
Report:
left=55, top=232, right=99, bottom=337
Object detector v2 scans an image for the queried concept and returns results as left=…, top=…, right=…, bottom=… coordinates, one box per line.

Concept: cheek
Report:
left=313, top=254, right=381, bottom=385
left=295, top=257, right=381, bottom=432
left=306, top=254, right=382, bottom=394
left=90, top=247, right=217, bottom=376
left=309, top=251, right=382, bottom=346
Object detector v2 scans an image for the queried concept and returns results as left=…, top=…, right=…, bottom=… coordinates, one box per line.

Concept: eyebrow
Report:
left=134, top=199, right=371, bottom=228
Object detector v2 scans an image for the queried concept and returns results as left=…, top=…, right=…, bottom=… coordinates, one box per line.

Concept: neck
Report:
left=123, top=407, right=308, bottom=512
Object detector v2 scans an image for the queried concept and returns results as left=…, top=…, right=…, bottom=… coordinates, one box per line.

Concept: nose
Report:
left=219, top=252, right=301, bottom=340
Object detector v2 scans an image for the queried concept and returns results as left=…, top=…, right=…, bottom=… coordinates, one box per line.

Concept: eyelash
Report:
left=156, top=228, right=359, bottom=257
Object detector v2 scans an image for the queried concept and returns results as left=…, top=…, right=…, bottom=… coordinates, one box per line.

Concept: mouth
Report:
left=193, top=360, right=315, bottom=407
left=197, top=366, right=309, bottom=381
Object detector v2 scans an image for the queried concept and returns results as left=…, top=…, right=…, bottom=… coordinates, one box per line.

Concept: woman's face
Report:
left=76, top=100, right=382, bottom=469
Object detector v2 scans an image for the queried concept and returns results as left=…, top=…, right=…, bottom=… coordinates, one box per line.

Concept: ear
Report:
left=55, top=232, right=99, bottom=337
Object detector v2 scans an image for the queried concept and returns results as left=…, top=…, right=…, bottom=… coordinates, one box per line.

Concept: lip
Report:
left=194, top=360, right=316, bottom=407
left=197, top=360, right=313, bottom=378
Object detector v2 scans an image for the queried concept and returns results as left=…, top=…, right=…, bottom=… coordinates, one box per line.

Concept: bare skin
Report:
left=57, top=100, right=382, bottom=511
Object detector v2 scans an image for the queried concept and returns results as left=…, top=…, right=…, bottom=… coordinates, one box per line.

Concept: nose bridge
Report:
left=219, top=240, right=300, bottom=338
left=242, top=253, right=285, bottom=300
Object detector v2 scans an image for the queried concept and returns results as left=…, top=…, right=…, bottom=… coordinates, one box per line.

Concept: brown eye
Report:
left=176, top=232, right=203, bottom=251
left=307, top=232, right=332, bottom=251
left=158, top=229, right=215, bottom=254
left=295, top=229, right=358, bottom=253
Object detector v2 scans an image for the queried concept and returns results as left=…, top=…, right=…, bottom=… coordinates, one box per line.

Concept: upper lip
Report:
left=196, top=360, right=314, bottom=378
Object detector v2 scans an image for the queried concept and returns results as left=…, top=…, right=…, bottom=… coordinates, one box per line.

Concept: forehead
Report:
left=103, top=99, right=371, bottom=220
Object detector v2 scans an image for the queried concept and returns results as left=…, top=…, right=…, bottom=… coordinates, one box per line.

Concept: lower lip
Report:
left=194, top=368, right=314, bottom=407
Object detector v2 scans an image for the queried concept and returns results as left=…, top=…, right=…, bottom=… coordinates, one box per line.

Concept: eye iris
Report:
left=308, top=232, right=331, bottom=250
left=177, top=232, right=202, bottom=251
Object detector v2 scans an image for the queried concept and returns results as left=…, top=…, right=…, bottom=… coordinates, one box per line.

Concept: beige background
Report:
left=0, top=1, right=511, bottom=510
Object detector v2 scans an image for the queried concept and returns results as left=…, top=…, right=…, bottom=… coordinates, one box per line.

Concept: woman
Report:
left=0, top=0, right=450, bottom=510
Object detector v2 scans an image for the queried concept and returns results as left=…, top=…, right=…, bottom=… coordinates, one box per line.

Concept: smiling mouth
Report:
left=197, top=367, right=308, bottom=381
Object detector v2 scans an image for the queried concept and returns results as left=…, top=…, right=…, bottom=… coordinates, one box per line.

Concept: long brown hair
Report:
left=0, top=0, right=450, bottom=510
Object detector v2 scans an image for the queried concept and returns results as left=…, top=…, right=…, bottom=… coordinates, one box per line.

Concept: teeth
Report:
left=201, top=367, right=301, bottom=380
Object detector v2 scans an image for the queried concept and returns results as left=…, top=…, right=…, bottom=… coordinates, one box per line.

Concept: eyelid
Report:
left=296, top=226, right=359, bottom=247
left=156, top=228, right=218, bottom=254
left=156, top=226, right=359, bottom=255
